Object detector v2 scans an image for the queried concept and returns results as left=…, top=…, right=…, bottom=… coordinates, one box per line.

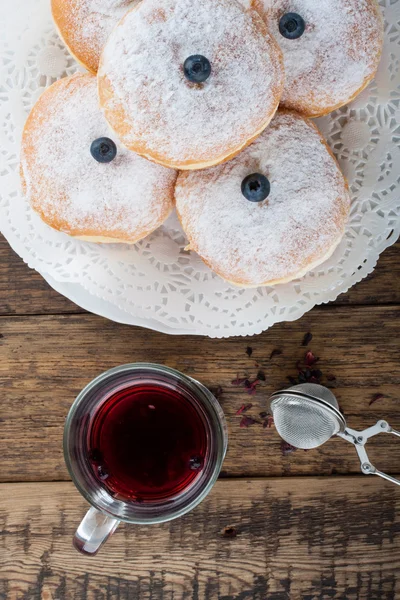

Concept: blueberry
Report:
left=184, top=55, right=211, bottom=83
left=241, top=173, right=270, bottom=202
left=89, top=448, right=102, bottom=463
left=97, top=465, right=109, bottom=480
left=189, top=455, right=204, bottom=471
left=90, top=137, right=117, bottom=163
left=279, top=13, right=305, bottom=39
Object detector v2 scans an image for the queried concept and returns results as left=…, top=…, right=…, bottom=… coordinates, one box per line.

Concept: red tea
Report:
left=87, top=383, right=208, bottom=502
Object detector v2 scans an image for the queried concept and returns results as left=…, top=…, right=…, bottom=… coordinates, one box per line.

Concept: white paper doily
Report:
left=1, top=0, right=400, bottom=337
left=41, top=273, right=193, bottom=335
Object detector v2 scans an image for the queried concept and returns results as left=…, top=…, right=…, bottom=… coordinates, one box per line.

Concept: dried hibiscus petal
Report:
left=327, top=374, right=336, bottom=382
left=240, top=416, right=258, bottom=428
left=243, top=379, right=260, bottom=395
left=236, top=403, right=253, bottom=415
left=305, top=351, right=319, bottom=366
left=263, top=416, right=274, bottom=429
left=369, top=393, right=385, bottom=406
left=231, top=375, right=247, bottom=386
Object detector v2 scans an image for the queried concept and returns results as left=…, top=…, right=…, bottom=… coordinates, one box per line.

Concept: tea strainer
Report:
left=268, top=384, right=400, bottom=487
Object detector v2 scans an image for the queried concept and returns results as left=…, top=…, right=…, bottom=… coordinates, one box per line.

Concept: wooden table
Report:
left=1, top=234, right=400, bottom=600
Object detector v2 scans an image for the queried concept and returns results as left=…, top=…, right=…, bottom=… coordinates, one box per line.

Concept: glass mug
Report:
left=64, top=363, right=227, bottom=555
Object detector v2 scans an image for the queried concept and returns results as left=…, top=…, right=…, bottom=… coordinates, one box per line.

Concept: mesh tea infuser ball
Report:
left=268, top=384, right=400, bottom=487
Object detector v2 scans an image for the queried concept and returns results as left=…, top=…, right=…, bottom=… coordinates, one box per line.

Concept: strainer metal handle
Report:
left=338, top=420, right=400, bottom=486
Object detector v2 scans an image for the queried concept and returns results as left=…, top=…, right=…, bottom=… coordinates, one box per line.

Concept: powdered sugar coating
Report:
left=251, top=0, right=383, bottom=116
left=98, top=0, right=284, bottom=169
left=21, top=73, right=177, bottom=243
left=52, top=0, right=139, bottom=73
left=175, top=111, right=350, bottom=287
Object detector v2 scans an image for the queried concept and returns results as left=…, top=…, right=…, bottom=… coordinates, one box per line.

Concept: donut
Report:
left=20, top=73, right=177, bottom=244
left=249, top=0, right=383, bottom=117
left=51, top=0, right=139, bottom=74
left=175, top=111, right=351, bottom=287
left=98, top=0, right=284, bottom=170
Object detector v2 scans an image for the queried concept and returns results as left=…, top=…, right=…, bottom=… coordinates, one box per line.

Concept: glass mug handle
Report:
left=73, top=506, right=120, bottom=555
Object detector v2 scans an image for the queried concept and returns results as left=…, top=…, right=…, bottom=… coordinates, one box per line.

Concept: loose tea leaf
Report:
left=302, top=332, right=313, bottom=346
left=259, top=411, right=268, bottom=419
left=257, top=370, right=266, bottom=381
left=311, top=369, right=322, bottom=380
left=236, top=403, right=253, bottom=415
left=246, top=346, right=253, bottom=357
left=270, top=348, right=282, bottom=360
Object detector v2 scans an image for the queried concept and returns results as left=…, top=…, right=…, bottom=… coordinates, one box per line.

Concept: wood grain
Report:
left=1, top=478, right=399, bottom=600
left=1, top=307, right=399, bottom=482
left=1, top=234, right=399, bottom=316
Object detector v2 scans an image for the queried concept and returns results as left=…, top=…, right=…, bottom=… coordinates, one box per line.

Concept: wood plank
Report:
left=0, top=236, right=82, bottom=315
left=1, top=234, right=399, bottom=316
left=1, top=307, right=400, bottom=482
left=1, top=478, right=399, bottom=600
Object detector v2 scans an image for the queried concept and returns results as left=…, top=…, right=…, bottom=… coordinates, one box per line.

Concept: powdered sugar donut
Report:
left=175, top=111, right=350, bottom=287
left=250, top=0, right=383, bottom=116
left=98, top=0, right=284, bottom=170
left=21, top=73, right=177, bottom=244
left=51, top=0, right=140, bottom=74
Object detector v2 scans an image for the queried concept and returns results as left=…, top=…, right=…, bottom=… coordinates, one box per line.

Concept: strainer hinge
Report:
left=338, top=420, right=400, bottom=487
